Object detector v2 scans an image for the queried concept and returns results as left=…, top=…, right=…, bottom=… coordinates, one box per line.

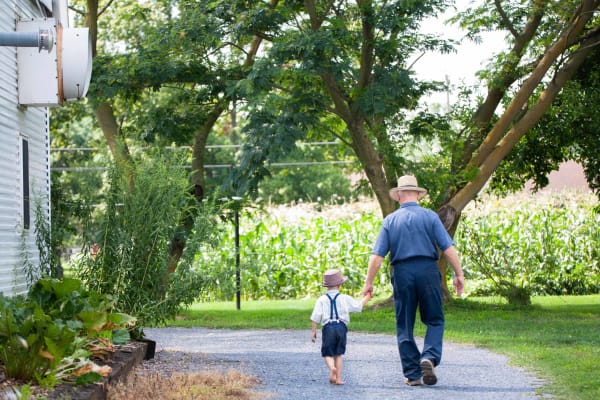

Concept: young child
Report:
left=311, top=269, right=371, bottom=385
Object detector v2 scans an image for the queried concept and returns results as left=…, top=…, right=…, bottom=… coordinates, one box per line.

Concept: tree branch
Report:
left=494, top=0, right=519, bottom=38
left=68, top=5, right=86, bottom=16
left=456, top=2, right=546, bottom=173
left=356, top=0, right=374, bottom=91
left=470, top=0, right=597, bottom=169
left=98, top=0, right=115, bottom=17
left=449, top=28, right=600, bottom=213
left=304, top=0, right=336, bottom=30
left=321, top=73, right=353, bottom=121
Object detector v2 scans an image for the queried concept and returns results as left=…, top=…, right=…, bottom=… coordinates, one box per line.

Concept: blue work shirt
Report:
left=372, top=202, right=453, bottom=265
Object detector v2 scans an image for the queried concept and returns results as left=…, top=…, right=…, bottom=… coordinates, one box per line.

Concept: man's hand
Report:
left=361, top=283, right=374, bottom=297
left=453, top=275, right=465, bottom=297
left=311, top=331, right=317, bottom=343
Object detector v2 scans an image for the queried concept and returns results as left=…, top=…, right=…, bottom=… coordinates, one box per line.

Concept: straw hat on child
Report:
left=322, top=269, right=348, bottom=288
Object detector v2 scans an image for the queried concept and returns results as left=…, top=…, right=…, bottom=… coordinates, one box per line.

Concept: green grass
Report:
left=168, top=294, right=600, bottom=400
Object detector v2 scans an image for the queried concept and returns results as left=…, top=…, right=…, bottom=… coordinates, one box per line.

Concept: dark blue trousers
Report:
left=392, top=258, right=444, bottom=381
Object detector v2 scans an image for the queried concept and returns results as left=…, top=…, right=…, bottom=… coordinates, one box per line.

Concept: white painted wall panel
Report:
left=0, top=0, right=50, bottom=296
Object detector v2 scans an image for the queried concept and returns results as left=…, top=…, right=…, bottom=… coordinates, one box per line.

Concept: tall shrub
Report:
left=75, top=155, right=220, bottom=332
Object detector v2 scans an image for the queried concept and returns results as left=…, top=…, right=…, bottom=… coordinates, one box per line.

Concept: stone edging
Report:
left=47, top=341, right=148, bottom=400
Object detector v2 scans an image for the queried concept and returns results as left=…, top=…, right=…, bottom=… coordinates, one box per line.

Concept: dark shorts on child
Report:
left=321, top=321, right=348, bottom=357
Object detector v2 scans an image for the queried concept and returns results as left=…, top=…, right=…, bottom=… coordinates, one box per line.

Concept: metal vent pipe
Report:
left=0, top=29, right=53, bottom=52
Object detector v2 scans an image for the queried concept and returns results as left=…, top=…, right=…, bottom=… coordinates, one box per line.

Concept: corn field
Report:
left=194, top=192, right=600, bottom=301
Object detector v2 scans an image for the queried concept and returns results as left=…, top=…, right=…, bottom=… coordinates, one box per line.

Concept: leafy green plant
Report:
left=456, top=194, right=600, bottom=303
left=19, top=195, right=75, bottom=289
left=28, top=278, right=136, bottom=342
left=195, top=203, right=383, bottom=300
left=457, top=219, right=533, bottom=305
left=195, top=193, right=599, bottom=302
left=0, top=277, right=136, bottom=386
left=0, top=293, right=80, bottom=383
left=75, top=154, right=220, bottom=333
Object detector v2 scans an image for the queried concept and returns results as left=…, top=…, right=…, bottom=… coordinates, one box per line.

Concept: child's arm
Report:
left=360, top=291, right=372, bottom=308
left=311, top=321, right=318, bottom=342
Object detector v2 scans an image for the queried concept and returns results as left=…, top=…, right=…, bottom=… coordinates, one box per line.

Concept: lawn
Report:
left=169, top=294, right=600, bottom=400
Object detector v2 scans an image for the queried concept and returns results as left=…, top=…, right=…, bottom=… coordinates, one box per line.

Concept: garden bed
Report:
left=0, top=341, right=148, bottom=400
left=48, top=341, right=148, bottom=400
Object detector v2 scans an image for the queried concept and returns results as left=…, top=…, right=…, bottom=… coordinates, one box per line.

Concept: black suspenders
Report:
left=326, top=293, right=341, bottom=323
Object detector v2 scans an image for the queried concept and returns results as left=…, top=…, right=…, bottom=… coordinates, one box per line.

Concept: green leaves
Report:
left=0, top=293, right=71, bottom=382
left=457, top=193, right=600, bottom=305
left=74, top=154, right=220, bottom=329
left=0, top=276, right=139, bottom=386
left=196, top=205, right=381, bottom=300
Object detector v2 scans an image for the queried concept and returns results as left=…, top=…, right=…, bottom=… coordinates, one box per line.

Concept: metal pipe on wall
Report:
left=0, top=29, right=53, bottom=52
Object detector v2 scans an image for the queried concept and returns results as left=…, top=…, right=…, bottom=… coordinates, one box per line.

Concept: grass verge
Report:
left=169, top=294, right=600, bottom=400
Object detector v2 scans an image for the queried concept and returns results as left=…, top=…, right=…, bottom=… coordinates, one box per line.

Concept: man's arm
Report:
left=443, top=246, right=464, bottom=297
left=362, top=254, right=384, bottom=296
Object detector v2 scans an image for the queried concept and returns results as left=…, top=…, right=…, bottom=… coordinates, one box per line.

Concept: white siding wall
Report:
left=0, top=0, right=51, bottom=296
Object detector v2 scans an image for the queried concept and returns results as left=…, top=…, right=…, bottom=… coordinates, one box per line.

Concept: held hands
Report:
left=361, top=284, right=374, bottom=307
left=361, top=283, right=374, bottom=298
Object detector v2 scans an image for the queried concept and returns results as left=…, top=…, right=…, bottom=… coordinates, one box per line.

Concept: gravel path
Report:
left=143, top=328, right=545, bottom=400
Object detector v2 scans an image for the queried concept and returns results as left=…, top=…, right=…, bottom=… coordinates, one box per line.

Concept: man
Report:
left=362, top=175, right=465, bottom=386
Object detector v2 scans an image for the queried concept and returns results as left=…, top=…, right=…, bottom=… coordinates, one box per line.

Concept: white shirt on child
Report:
left=310, top=289, right=363, bottom=326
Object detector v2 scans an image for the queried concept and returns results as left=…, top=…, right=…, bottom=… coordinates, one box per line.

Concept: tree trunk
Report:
left=471, top=0, right=598, bottom=170
left=165, top=18, right=270, bottom=274
left=348, top=121, right=396, bottom=217
left=436, top=204, right=460, bottom=300
left=85, top=0, right=98, bottom=56
left=457, top=6, right=544, bottom=170
left=166, top=105, right=225, bottom=275
left=94, top=102, right=135, bottom=191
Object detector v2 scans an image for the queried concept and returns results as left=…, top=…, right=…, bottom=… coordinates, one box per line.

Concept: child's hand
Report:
left=361, top=291, right=372, bottom=307
left=311, top=331, right=317, bottom=343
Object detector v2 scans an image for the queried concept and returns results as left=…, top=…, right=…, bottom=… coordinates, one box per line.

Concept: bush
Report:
left=75, top=155, right=221, bottom=331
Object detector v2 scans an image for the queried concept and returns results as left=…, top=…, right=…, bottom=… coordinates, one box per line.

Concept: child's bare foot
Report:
left=335, top=380, right=345, bottom=385
left=329, top=368, right=337, bottom=384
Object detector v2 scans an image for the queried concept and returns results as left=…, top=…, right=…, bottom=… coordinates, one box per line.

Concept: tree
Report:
left=491, top=46, right=600, bottom=195
left=68, top=0, right=281, bottom=276
left=227, top=0, right=600, bottom=298
left=66, top=0, right=600, bottom=300
left=230, top=0, right=450, bottom=216
left=443, top=0, right=599, bottom=215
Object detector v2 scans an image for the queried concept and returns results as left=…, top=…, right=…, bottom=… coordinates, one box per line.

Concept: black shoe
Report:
left=420, top=359, right=437, bottom=385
